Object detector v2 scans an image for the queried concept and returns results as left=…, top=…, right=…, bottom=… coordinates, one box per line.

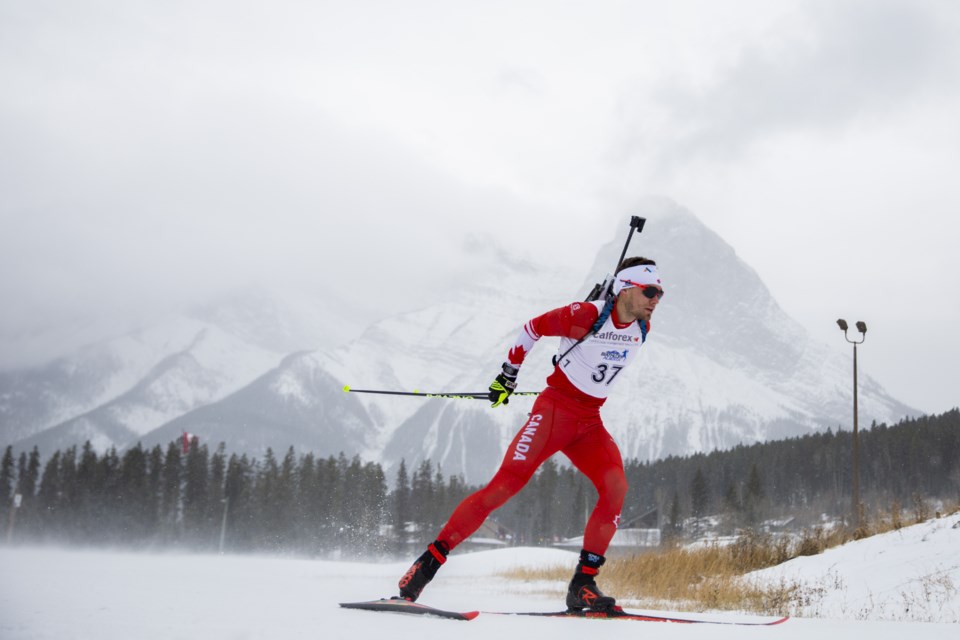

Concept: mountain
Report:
left=137, top=351, right=378, bottom=457
left=1, top=287, right=350, bottom=454
left=130, top=249, right=582, bottom=469
left=296, top=198, right=917, bottom=482
left=2, top=200, right=918, bottom=484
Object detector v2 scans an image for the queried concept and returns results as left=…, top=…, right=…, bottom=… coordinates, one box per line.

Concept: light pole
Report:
left=837, top=318, right=867, bottom=531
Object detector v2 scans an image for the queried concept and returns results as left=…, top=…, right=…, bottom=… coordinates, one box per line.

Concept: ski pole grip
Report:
left=616, top=216, right=646, bottom=273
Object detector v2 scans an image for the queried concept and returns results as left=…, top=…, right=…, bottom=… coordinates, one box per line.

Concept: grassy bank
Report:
left=503, top=503, right=960, bottom=616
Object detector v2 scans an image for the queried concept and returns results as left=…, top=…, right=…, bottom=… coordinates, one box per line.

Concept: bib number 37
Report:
left=592, top=364, right=623, bottom=385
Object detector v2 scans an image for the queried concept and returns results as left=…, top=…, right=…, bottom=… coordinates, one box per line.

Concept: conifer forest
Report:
left=2, top=409, right=958, bottom=555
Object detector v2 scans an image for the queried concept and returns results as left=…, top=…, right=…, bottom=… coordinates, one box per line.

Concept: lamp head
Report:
left=856, top=321, right=867, bottom=334
left=836, top=319, right=849, bottom=331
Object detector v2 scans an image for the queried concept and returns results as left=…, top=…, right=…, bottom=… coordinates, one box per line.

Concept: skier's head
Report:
left=613, top=257, right=662, bottom=298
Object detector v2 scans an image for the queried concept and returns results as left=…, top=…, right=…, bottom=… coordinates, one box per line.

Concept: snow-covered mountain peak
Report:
left=304, top=201, right=918, bottom=480
left=1, top=312, right=290, bottom=451
left=2, top=201, right=919, bottom=484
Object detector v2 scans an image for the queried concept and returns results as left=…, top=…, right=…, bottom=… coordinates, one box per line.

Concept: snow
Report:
left=748, top=511, right=960, bottom=622
left=87, top=321, right=287, bottom=438
left=2, top=515, right=959, bottom=640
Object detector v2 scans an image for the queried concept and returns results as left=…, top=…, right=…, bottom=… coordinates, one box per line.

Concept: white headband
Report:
left=613, top=264, right=662, bottom=295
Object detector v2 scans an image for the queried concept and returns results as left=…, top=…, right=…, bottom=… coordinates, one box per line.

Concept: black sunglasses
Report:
left=640, top=286, right=664, bottom=300
left=620, top=279, right=665, bottom=299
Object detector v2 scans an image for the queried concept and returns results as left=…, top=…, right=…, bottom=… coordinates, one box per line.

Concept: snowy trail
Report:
left=2, top=538, right=958, bottom=640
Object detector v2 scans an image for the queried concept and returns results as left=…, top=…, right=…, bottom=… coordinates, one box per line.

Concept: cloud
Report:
left=0, top=46, right=538, bottom=367
left=1, top=0, right=958, bottom=413
left=626, top=0, right=960, bottom=169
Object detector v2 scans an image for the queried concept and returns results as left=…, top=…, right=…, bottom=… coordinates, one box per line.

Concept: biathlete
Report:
left=397, top=257, right=664, bottom=611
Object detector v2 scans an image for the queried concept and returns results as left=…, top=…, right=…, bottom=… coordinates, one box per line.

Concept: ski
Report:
left=339, top=598, right=479, bottom=621
left=340, top=599, right=788, bottom=625
left=488, top=607, right=789, bottom=625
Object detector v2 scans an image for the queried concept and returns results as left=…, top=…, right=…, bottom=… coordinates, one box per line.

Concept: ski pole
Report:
left=585, top=215, right=646, bottom=302
left=342, top=386, right=539, bottom=400
left=615, top=215, right=647, bottom=275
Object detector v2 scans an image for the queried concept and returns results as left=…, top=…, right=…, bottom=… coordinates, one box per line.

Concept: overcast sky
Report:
left=2, top=0, right=958, bottom=414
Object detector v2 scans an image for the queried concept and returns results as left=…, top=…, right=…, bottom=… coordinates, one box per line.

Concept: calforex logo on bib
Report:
left=593, top=331, right=640, bottom=343
left=513, top=414, right=543, bottom=461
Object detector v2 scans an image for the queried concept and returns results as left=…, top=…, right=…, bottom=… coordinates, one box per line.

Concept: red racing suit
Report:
left=436, top=299, right=650, bottom=554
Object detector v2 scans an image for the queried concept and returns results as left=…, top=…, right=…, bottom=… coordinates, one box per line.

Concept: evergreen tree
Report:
left=74, top=442, right=99, bottom=542
left=295, top=453, right=319, bottom=554
left=359, top=461, right=388, bottom=551
left=339, top=455, right=365, bottom=547
left=410, top=460, right=435, bottom=541
left=160, top=442, right=182, bottom=542
left=255, top=448, right=281, bottom=549
left=17, top=447, right=42, bottom=535
left=58, top=446, right=78, bottom=536
left=1, top=446, right=16, bottom=530
left=182, top=440, right=210, bottom=545
left=118, top=444, right=150, bottom=544
left=431, top=466, right=446, bottom=531
left=314, top=455, right=340, bottom=544
left=723, top=480, right=741, bottom=530
left=98, top=448, right=122, bottom=542
left=666, top=490, right=682, bottom=543
left=535, top=458, right=559, bottom=542
left=273, top=447, right=298, bottom=548
left=743, top=463, right=765, bottom=526
left=19, top=447, right=41, bottom=500
left=690, top=467, right=708, bottom=536
left=443, top=473, right=470, bottom=533
left=223, top=453, right=253, bottom=551
left=145, top=445, right=164, bottom=540
left=35, top=450, right=62, bottom=539
left=209, top=444, right=227, bottom=549
left=392, top=459, right=411, bottom=551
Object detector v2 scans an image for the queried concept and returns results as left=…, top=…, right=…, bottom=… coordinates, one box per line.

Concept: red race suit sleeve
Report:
left=505, top=302, right=600, bottom=367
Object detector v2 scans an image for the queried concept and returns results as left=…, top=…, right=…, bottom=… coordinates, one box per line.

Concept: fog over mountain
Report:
left=2, top=201, right=917, bottom=483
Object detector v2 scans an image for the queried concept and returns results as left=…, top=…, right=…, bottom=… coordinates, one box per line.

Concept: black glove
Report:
left=488, top=363, right=519, bottom=407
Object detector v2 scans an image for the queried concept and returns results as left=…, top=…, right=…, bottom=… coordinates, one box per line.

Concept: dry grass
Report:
left=505, top=540, right=808, bottom=615
left=502, top=502, right=960, bottom=616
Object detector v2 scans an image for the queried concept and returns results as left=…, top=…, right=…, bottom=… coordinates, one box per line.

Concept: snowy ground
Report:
left=2, top=514, right=958, bottom=640
left=748, top=511, right=960, bottom=622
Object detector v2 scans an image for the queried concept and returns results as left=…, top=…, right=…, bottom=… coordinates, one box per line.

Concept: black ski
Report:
left=488, top=607, right=789, bottom=625
left=339, top=598, right=479, bottom=621
left=340, top=599, right=788, bottom=626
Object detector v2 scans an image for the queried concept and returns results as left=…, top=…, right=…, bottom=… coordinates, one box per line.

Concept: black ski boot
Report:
left=566, top=549, right=617, bottom=611
left=398, top=540, right=449, bottom=602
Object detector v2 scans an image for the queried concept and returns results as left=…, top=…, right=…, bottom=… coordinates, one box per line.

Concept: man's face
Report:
left=621, top=284, right=662, bottom=322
